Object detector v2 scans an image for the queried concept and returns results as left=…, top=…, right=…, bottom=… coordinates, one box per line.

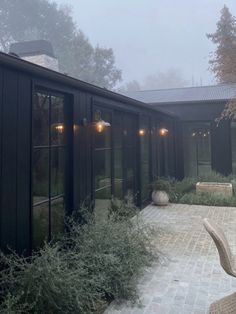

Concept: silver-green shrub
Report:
left=0, top=200, right=155, bottom=313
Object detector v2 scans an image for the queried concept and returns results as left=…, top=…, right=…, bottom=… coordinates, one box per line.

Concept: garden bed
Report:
left=158, top=172, right=236, bottom=207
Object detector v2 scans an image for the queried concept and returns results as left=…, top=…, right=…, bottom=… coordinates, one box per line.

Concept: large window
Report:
left=140, top=116, right=150, bottom=201
left=94, top=109, right=138, bottom=209
left=183, top=122, right=211, bottom=177
left=123, top=114, right=137, bottom=197
left=113, top=112, right=123, bottom=198
left=94, top=110, right=112, bottom=212
left=33, top=92, right=66, bottom=248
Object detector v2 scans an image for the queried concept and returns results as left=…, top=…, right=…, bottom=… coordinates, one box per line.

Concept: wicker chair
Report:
left=203, top=218, right=236, bottom=313
left=203, top=218, right=236, bottom=277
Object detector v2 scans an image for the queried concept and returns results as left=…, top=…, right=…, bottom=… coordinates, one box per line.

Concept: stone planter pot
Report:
left=152, top=190, right=169, bottom=206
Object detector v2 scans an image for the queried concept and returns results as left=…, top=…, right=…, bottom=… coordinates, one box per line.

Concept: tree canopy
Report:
left=207, top=5, right=236, bottom=83
left=0, top=0, right=122, bottom=89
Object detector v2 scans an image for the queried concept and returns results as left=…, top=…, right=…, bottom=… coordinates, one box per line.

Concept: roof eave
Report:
left=0, top=52, right=175, bottom=116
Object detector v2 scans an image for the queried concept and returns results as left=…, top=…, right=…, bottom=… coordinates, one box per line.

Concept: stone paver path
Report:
left=105, top=203, right=236, bottom=314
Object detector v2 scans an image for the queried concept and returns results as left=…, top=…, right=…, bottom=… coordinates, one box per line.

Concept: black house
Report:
left=125, top=84, right=236, bottom=177
left=0, top=51, right=181, bottom=253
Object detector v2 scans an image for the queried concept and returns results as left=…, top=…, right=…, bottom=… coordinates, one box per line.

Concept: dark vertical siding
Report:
left=1, top=69, right=18, bottom=250
left=0, top=67, right=3, bottom=249
left=0, top=69, right=32, bottom=253
left=73, top=91, right=80, bottom=210
left=16, top=76, right=31, bottom=253
left=211, top=120, right=232, bottom=175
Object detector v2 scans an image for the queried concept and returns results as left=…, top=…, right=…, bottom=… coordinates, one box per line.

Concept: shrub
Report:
left=168, top=177, right=196, bottom=202
left=151, top=178, right=172, bottom=192
left=0, top=200, right=155, bottom=313
left=179, top=192, right=236, bottom=207
left=198, top=171, right=230, bottom=183
left=108, top=194, right=139, bottom=221
left=68, top=211, right=155, bottom=303
left=0, top=244, right=103, bottom=314
left=161, top=172, right=236, bottom=204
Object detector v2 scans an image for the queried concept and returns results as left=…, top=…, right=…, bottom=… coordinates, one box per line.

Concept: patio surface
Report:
left=105, top=203, right=236, bottom=314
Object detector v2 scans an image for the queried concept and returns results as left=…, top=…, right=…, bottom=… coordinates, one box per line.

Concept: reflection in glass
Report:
left=33, top=93, right=49, bottom=146
left=51, top=96, right=65, bottom=145
left=114, top=148, right=123, bottom=198
left=123, top=114, right=137, bottom=198
left=51, top=198, right=65, bottom=239
left=32, top=92, right=66, bottom=249
left=125, top=147, right=135, bottom=195
left=33, top=202, right=49, bottom=248
left=33, top=149, right=49, bottom=204
left=140, top=118, right=150, bottom=201
left=95, top=150, right=111, bottom=190
left=94, top=112, right=111, bottom=149
left=94, top=110, right=112, bottom=216
left=183, top=122, right=211, bottom=176
left=51, top=148, right=65, bottom=197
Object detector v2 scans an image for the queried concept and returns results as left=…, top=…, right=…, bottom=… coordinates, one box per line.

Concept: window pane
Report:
left=94, top=111, right=111, bottom=149
left=33, top=149, right=49, bottom=204
left=113, top=112, right=123, bottom=148
left=51, top=197, right=65, bottom=239
left=33, top=202, right=49, bottom=248
left=124, top=115, right=136, bottom=147
left=114, top=148, right=123, bottom=198
left=51, top=96, right=65, bottom=146
left=51, top=148, right=65, bottom=197
left=125, top=147, right=135, bottom=196
left=140, top=118, right=150, bottom=201
left=33, top=93, right=49, bottom=146
left=94, top=149, right=111, bottom=190
left=183, top=122, right=211, bottom=176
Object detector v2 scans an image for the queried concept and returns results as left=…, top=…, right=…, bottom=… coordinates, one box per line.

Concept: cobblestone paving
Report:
left=105, top=203, right=236, bottom=314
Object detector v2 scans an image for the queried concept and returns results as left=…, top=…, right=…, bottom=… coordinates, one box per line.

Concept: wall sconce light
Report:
left=94, top=110, right=111, bottom=133
left=139, top=129, right=145, bottom=136
left=159, top=128, right=168, bottom=136
left=96, top=119, right=111, bottom=133
left=52, top=123, right=64, bottom=134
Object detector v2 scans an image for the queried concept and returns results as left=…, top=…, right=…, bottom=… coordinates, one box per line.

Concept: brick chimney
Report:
left=9, top=40, right=59, bottom=71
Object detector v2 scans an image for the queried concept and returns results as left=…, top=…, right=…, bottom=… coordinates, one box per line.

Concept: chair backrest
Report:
left=203, top=218, right=235, bottom=277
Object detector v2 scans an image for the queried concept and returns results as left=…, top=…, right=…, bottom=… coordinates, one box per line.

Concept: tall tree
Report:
left=0, top=0, right=121, bottom=89
left=207, top=5, right=236, bottom=83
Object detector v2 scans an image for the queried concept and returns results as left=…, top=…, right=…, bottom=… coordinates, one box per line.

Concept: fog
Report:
left=55, top=0, right=236, bottom=87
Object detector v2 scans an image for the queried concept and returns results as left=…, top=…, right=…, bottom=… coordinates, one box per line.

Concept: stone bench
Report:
left=196, top=182, right=233, bottom=197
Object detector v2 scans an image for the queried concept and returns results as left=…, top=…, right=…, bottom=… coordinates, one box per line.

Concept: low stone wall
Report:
left=196, top=182, right=233, bottom=197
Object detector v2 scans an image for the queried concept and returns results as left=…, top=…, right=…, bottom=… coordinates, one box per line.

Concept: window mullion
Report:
left=48, top=95, right=52, bottom=241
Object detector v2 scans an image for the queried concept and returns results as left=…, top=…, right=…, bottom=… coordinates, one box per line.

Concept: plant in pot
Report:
left=151, top=179, right=171, bottom=206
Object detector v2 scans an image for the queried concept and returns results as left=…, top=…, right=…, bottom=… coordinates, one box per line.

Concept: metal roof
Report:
left=123, top=84, right=236, bottom=104
left=9, top=40, right=55, bottom=58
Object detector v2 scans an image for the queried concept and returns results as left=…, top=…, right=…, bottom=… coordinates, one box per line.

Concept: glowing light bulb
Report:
left=55, top=124, right=64, bottom=133
left=139, top=129, right=145, bottom=136
left=96, top=122, right=104, bottom=133
left=159, top=128, right=168, bottom=136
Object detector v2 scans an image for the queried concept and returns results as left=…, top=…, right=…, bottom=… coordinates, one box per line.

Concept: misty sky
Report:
left=56, top=0, right=236, bottom=87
